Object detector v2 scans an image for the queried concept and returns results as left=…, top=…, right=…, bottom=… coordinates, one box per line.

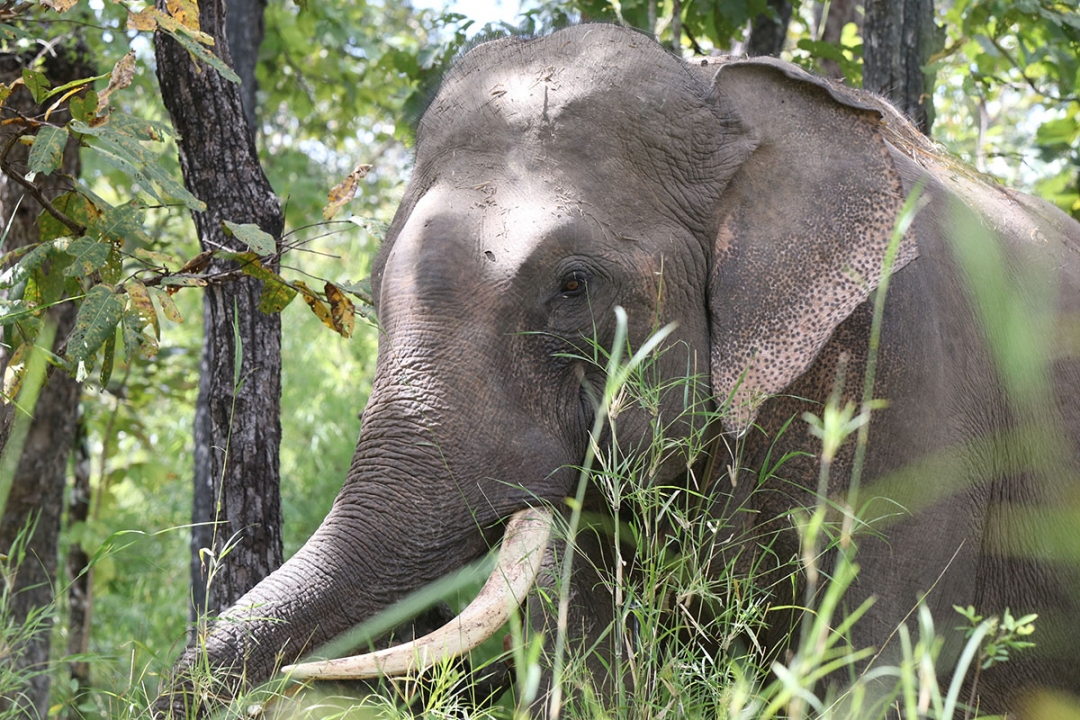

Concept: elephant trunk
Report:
left=283, top=505, right=553, bottom=680
left=155, top=462, right=495, bottom=716
left=155, top=361, right=565, bottom=717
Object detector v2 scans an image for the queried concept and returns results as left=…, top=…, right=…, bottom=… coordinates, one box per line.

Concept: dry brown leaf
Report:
left=41, top=0, right=78, bottom=12
left=325, top=282, right=355, bottom=338
left=176, top=250, right=214, bottom=275
left=322, top=162, right=371, bottom=220
left=294, top=280, right=337, bottom=333
left=96, top=52, right=136, bottom=113
left=127, top=7, right=158, bottom=31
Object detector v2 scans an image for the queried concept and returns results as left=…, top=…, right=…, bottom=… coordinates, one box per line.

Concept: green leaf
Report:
left=107, top=114, right=171, bottom=142
left=258, top=275, right=298, bottom=314
left=99, top=329, right=115, bottom=387
left=161, top=26, right=242, bottom=84
left=0, top=242, right=54, bottom=290
left=41, top=72, right=109, bottom=101
left=39, top=192, right=100, bottom=242
left=21, top=68, right=49, bottom=103
left=68, top=91, right=98, bottom=124
left=63, top=237, right=112, bottom=277
left=1036, top=117, right=1080, bottom=146
left=137, top=152, right=205, bottom=210
left=121, top=306, right=158, bottom=361
left=66, top=284, right=125, bottom=364
left=222, top=221, right=276, bottom=255
left=27, top=126, right=68, bottom=176
left=0, top=299, right=33, bottom=326
left=99, top=247, right=122, bottom=284
left=77, top=124, right=206, bottom=211
left=91, top=200, right=153, bottom=246
left=217, top=249, right=297, bottom=313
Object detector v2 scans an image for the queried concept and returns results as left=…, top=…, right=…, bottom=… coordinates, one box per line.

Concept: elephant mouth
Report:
left=282, top=506, right=554, bottom=681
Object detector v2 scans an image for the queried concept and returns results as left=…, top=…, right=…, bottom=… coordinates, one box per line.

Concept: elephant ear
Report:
left=706, top=58, right=918, bottom=434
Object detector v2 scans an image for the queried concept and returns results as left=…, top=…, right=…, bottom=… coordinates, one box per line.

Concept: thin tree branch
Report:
left=0, top=133, right=86, bottom=237
left=985, top=34, right=1077, bottom=104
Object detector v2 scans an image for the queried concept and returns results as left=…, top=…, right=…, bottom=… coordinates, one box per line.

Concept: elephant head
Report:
left=157, top=24, right=1080, bottom=716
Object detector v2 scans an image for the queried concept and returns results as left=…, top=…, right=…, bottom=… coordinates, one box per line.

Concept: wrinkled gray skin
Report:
left=157, top=25, right=1080, bottom=716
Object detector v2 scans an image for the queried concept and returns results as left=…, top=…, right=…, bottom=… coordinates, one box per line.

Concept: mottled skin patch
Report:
left=704, top=62, right=918, bottom=431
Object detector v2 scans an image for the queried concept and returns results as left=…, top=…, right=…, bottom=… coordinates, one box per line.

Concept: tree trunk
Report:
left=0, top=43, right=88, bottom=720
left=816, top=0, right=862, bottom=78
left=747, top=0, right=793, bottom=57
left=154, top=0, right=285, bottom=620
left=863, top=0, right=942, bottom=135
left=185, top=0, right=273, bottom=632
left=64, top=417, right=92, bottom=719
left=670, top=0, right=681, bottom=52
left=225, top=0, right=266, bottom=133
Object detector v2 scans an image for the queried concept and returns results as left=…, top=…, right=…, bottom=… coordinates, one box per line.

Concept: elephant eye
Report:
left=560, top=271, right=590, bottom=298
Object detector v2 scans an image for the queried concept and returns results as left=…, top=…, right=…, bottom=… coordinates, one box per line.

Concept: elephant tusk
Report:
left=282, top=505, right=554, bottom=681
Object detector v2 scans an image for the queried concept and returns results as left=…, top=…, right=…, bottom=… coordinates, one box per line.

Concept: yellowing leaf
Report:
left=38, top=192, right=99, bottom=242
left=162, top=276, right=208, bottom=294
left=96, top=52, right=136, bottom=113
left=0, top=82, right=17, bottom=108
left=323, top=162, right=371, bottom=220
left=217, top=250, right=298, bottom=314
left=294, top=280, right=336, bottom=332
left=134, top=248, right=179, bottom=267
left=149, top=286, right=184, bottom=323
left=259, top=276, right=298, bottom=314
left=127, top=8, right=158, bottom=31
left=165, top=0, right=201, bottom=31
left=324, top=282, right=354, bottom=338
left=2, top=342, right=30, bottom=403
left=125, top=281, right=159, bottom=340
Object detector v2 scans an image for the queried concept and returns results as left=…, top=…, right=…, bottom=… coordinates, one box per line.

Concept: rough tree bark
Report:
left=0, top=42, right=89, bottom=720
left=154, top=0, right=285, bottom=622
left=863, top=0, right=941, bottom=135
left=187, top=0, right=272, bottom=631
left=747, top=0, right=793, bottom=57
left=816, top=0, right=862, bottom=78
left=225, top=0, right=265, bottom=133
left=64, top=418, right=92, bottom=719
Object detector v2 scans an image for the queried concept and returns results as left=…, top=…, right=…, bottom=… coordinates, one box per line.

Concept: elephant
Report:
left=155, top=24, right=1080, bottom=717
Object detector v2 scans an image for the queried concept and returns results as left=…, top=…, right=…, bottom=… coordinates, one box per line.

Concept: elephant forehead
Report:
left=417, top=34, right=712, bottom=173
left=420, top=69, right=625, bottom=168
left=382, top=185, right=588, bottom=300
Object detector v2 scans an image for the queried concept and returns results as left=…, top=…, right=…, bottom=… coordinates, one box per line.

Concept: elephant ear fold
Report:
left=706, top=59, right=918, bottom=434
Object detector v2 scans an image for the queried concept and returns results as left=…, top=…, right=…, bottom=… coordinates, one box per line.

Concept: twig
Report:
left=985, top=35, right=1076, bottom=104
left=0, top=132, right=86, bottom=237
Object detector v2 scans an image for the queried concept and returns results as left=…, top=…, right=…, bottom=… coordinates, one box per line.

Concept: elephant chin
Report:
left=282, top=506, right=554, bottom=681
